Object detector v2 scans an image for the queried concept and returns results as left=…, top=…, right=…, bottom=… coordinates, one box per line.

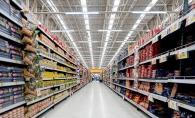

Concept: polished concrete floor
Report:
left=40, top=81, right=149, bottom=118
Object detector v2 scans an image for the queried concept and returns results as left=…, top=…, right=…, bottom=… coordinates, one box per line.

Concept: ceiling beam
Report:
left=52, top=4, right=171, bottom=7
left=34, top=11, right=179, bottom=14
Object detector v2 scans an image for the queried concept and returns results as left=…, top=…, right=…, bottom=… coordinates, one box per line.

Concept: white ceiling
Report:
left=27, top=0, right=187, bottom=68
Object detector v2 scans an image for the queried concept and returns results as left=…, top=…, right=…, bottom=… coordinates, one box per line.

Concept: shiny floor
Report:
left=40, top=81, right=149, bottom=118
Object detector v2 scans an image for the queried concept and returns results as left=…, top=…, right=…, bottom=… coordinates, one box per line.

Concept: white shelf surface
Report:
left=53, top=88, right=68, bottom=95
left=11, top=0, right=22, bottom=9
left=0, top=56, right=23, bottom=64
left=139, top=59, right=152, bottom=65
left=37, top=86, right=54, bottom=91
left=0, top=101, right=25, bottom=114
left=31, top=104, right=54, bottom=118
left=138, top=79, right=168, bottom=83
left=0, top=8, right=22, bottom=27
left=170, top=98, right=195, bottom=112
left=26, top=93, right=53, bottom=105
left=168, top=79, right=195, bottom=84
left=0, top=31, right=23, bottom=44
left=54, top=83, right=65, bottom=87
left=119, top=65, right=134, bottom=71
left=0, top=82, right=25, bottom=87
left=150, top=93, right=167, bottom=102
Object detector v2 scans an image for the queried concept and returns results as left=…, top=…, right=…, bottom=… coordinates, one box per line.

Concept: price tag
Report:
left=159, top=55, right=167, bottom=63
left=16, top=38, right=21, bottom=43
left=15, top=82, right=18, bottom=85
left=0, top=82, right=4, bottom=86
left=151, top=59, right=156, bottom=65
left=171, top=24, right=178, bottom=33
left=180, top=103, right=185, bottom=107
left=15, top=60, right=19, bottom=63
left=161, top=30, right=167, bottom=39
left=177, top=48, right=188, bottom=60
left=168, top=99, right=179, bottom=111
left=148, top=94, right=154, bottom=102
left=152, top=37, right=158, bottom=44
left=170, top=51, right=176, bottom=55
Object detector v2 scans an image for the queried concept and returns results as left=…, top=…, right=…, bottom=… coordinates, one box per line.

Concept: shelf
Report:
left=11, top=0, right=23, bottom=10
left=0, top=82, right=25, bottom=87
left=38, top=27, right=76, bottom=66
left=53, top=83, right=65, bottom=87
left=137, top=90, right=167, bottom=102
left=137, top=89, right=149, bottom=96
left=138, top=78, right=168, bottom=83
left=118, top=65, right=134, bottom=71
left=0, top=56, right=24, bottom=65
left=125, top=97, right=158, bottom=118
left=26, top=93, right=53, bottom=105
left=37, top=86, right=54, bottom=91
left=0, top=101, right=25, bottom=114
left=149, top=93, right=167, bottom=102
left=53, top=95, right=69, bottom=105
left=111, top=87, right=124, bottom=97
left=31, top=104, right=54, bottom=118
left=168, top=79, right=195, bottom=84
left=169, top=98, right=195, bottom=112
left=25, top=78, right=53, bottom=81
left=53, top=88, right=69, bottom=95
left=139, top=38, right=153, bottom=49
left=0, top=8, right=22, bottom=27
left=0, top=31, right=23, bottom=44
left=37, top=39, right=77, bottom=69
left=139, top=59, right=152, bottom=65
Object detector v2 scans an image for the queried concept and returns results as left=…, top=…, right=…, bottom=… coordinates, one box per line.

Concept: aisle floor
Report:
left=40, top=81, right=149, bottom=118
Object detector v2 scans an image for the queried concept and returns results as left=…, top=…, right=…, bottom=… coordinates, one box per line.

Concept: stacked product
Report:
left=25, top=97, right=53, bottom=118
left=0, top=106, right=24, bottom=118
left=139, top=65, right=157, bottom=78
left=38, top=81, right=54, bottom=88
left=138, top=82, right=151, bottom=92
left=0, top=38, right=23, bottom=60
left=0, top=85, right=24, bottom=109
left=0, top=66, right=24, bottom=82
left=118, top=49, right=128, bottom=61
left=172, top=109, right=195, bottom=118
left=139, top=96, right=150, bottom=110
left=152, top=83, right=172, bottom=97
left=174, top=92, right=195, bottom=105
left=118, top=61, right=126, bottom=70
left=13, top=85, right=25, bottom=104
left=139, top=43, right=161, bottom=62
left=126, top=55, right=134, bottom=66
left=53, top=90, right=69, bottom=103
left=126, top=68, right=133, bottom=78
left=118, top=72, right=126, bottom=78
left=179, top=1, right=195, bottom=18
left=40, top=59, right=57, bottom=69
left=0, top=0, right=22, bottom=24
left=150, top=101, right=172, bottom=117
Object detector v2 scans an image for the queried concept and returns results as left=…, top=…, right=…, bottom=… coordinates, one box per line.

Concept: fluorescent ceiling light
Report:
left=66, top=12, right=99, bottom=14
left=132, top=11, right=167, bottom=14
left=98, top=30, right=122, bottom=32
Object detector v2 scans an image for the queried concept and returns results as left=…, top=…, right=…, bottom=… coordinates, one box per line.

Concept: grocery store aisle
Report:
left=40, top=81, right=148, bottom=118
